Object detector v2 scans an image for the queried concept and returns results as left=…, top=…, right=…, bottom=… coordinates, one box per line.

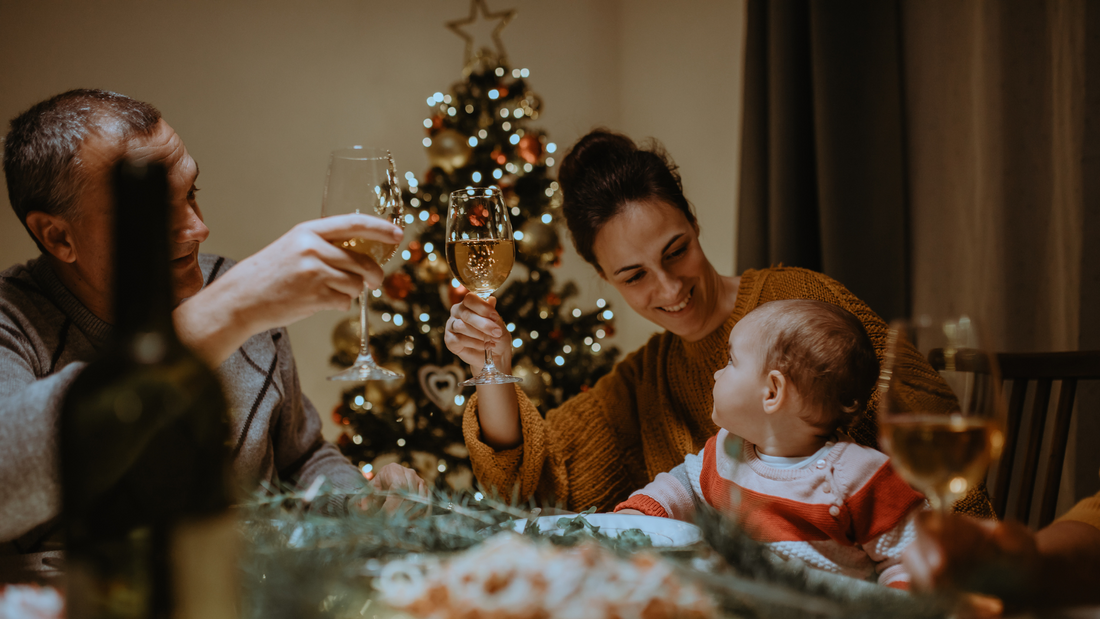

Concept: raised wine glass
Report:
left=878, top=315, right=1006, bottom=513
left=323, top=147, right=405, bottom=382
left=446, top=187, right=522, bottom=386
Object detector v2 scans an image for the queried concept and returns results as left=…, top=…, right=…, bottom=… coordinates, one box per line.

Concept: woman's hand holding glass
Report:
left=444, top=187, right=522, bottom=386
left=444, top=293, right=512, bottom=375
left=442, top=290, right=522, bottom=449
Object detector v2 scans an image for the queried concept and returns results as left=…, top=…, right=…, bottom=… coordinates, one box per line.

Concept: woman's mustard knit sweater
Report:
left=462, top=266, right=995, bottom=518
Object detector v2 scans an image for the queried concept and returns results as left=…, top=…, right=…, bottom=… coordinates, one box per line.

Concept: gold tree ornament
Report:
left=427, top=128, right=473, bottom=173
left=446, top=0, right=516, bottom=69
left=517, top=220, right=561, bottom=262
left=332, top=316, right=361, bottom=362
left=416, top=254, right=452, bottom=283
left=511, top=357, right=549, bottom=406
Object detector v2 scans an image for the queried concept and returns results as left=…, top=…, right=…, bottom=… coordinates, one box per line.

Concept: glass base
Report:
left=328, top=357, right=403, bottom=382
left=461, top=369, right=523, bottom=386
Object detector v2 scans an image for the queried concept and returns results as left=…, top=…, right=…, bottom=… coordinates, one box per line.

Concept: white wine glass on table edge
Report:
left=878, top=315, right=1006, bottom=514
left=446, top=187, right=522, bottom=386
left=323, top=147, right=405, bottom=381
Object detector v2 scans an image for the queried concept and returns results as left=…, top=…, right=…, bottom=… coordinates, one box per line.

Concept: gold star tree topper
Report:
left=446, top=0, right=516, bottom=69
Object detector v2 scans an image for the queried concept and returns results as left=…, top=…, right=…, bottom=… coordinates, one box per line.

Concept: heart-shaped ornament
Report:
left=418, top=364, right=466, bottom=415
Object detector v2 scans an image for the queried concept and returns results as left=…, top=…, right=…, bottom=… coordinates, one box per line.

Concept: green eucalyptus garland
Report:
left=236, top=485, right=952, bottom=619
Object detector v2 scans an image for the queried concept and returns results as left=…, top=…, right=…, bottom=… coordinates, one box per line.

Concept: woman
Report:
left=445, top=129, right=993, bottom=517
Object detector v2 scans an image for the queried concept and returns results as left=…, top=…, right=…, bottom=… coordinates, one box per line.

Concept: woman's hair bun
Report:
left=558, top=130, right=635, bottom=185
left=558, top=128, right=696, bottom=271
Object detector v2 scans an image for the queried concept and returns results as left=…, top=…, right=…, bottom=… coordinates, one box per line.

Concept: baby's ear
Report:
left=762, top=369, right=787, bottom=414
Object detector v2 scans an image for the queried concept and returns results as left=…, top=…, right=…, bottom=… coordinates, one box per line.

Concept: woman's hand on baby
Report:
left=444, top=293, right=512, bottom=373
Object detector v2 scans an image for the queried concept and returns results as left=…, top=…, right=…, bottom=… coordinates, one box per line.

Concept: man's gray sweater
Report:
left=0, top=253, right=366, bottom=551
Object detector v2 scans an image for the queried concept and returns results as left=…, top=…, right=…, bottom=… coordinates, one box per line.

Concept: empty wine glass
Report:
left=323, top=147, right=404, bottom=382
left=445, top=187, right=522, bottom=386
left=878, top=315, right=1006, bottom=513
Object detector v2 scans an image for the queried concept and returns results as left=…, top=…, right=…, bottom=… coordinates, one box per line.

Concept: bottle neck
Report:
left=111, top=161, right=176, bottom=343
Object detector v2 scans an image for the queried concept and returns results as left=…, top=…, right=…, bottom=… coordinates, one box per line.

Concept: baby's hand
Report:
left=358, top=463, right=429, bottom=514
left=615, top=508, right=645, bottom=516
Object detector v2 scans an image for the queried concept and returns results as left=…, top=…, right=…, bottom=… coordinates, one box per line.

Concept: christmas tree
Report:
left=329, top=0, right=621, bottom=492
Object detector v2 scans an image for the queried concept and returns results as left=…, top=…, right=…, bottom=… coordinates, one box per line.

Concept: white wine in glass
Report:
left=878, top=316, right=1005, bottom=513
left=337, top=236, right=398, bottom=268
left=446, top=187, right=522, bottom=386
left=323, top=147, right=405, bottom=382
left=446, top=238, right=515, bottom=295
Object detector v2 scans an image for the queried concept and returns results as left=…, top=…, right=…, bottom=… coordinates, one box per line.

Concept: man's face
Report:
left=71, top=119, right=209, bottom=313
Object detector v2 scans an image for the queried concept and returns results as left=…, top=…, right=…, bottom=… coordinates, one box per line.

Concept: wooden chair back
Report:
left=928, top=350, right=1100, bottom=527
left=993, top=351, right=1100, bottom=528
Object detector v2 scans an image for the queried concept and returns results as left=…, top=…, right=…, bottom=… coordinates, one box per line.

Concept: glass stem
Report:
left=482, top=344, right=497, bottom=375
left=477, top=292, right=498, bottom=376
left=358, top=287, right=373, bottom=362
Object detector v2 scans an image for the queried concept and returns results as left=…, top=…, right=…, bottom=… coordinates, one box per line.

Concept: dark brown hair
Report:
left=749, top=299, right=880, bottom=433
left=3, top=89, right=161, bottom=252
left=557, top=129, right=697, bottom=272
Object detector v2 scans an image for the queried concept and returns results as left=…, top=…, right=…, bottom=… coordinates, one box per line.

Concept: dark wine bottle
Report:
left=60, top=160, right=237, bottom=619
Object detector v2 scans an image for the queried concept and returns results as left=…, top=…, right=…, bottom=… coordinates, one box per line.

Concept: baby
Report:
left=615, top=299, right=924, bottom=589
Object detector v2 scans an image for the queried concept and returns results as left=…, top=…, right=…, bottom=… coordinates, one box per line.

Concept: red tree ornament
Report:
left=448, top=282, right=469, bottom=307
left=383, top=271, right=414, bottom=300
left=406, top=240, right=426, bottom=264
left=518, top=134, right=543, bottom=164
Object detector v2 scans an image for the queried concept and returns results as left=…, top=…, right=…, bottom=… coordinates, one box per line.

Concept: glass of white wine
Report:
left=878, top=316, right=1006, bottom=513
left=446, top=187, right=522, bottom=386
left=323, top=147, right=405, bottom=382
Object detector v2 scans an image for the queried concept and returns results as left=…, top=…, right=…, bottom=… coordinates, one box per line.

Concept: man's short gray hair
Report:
left=3, top=89, right=161, bottom=252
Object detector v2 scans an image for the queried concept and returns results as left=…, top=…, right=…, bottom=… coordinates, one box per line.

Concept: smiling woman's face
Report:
left=592, top=200, right=718, bottom=340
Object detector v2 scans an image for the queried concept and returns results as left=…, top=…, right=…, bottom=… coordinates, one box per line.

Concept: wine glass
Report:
left=323, top=147, right=405, bottom=382
left=878, top=316, right=1006, bottom=513
left=445, top=187, right=522, bottom=386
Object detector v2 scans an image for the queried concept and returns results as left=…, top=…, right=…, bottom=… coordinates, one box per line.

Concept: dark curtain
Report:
left=1075, top=0, right=1100, bottom=514
left=737, top=0, right=910, bottom=322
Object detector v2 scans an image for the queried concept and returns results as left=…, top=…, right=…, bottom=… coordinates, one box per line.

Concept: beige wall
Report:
left=0, top=0, right=744, bottom=440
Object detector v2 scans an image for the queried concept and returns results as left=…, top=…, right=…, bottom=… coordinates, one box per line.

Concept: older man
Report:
left=0, top=89, right=421, bottom=554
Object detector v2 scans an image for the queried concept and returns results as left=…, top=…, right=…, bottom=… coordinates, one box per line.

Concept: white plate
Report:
left=511, top=513, right=703, bottom=547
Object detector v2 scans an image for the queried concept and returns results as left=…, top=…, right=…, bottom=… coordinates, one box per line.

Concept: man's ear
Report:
left=762, top=369, right=787, bottom=415
left=25, top=211, right=77, bottom=263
